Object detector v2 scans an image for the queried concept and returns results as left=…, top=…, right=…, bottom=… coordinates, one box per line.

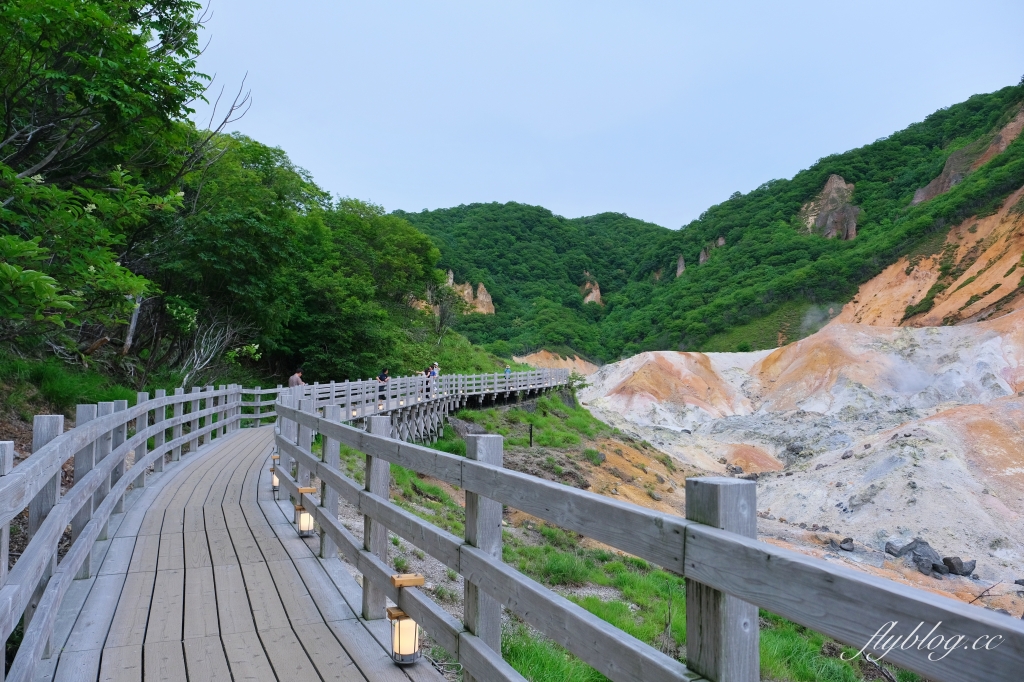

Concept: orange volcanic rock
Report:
left=913, top=106, right=1024, bottom=205
left=724, top=443, right=783, bottom=473
left=514, top=350, right=599, bottom=376
left=754, top=308, right=1024, bottom=414
left=606, top=352, right=752, bottom=420
left=925, top=396, right=1024, bottom=518
left=447, top=270, right=495, bottom=314
left=833, top=256, right=940, bottom=326
left=838, top=190, right=1024, bottom=330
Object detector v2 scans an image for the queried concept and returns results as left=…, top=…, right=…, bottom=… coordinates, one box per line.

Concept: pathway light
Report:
left=294, top=504, right=314, bottom=536
left=386, top=606, right=421, bottom=664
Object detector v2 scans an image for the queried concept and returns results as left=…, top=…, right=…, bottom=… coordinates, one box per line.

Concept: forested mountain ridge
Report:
left=396, top=205, right=668, bottom=361
left=402, top=82, right=1024, bottom=362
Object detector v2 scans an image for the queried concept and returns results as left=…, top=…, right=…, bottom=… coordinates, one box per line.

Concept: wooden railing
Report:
left=0, top=369, right=568, bottom=681
left=287, top=369, right=569, bottom=417
left=274, top=396, right=1024, bottom=682
left=0, top=384, right=248, bottom=682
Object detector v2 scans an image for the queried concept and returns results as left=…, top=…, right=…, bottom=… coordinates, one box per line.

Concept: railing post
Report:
left=320, top=405, right=341, bottom=560
left=252, top=386, right=262, bottom=427
left=231, top=384, right=240, bottom=431
left=464, top=434, right=503, bottom=678
left=219, top=382, right=229, bottom=436
left=95, top=402, right=114, bottom=540
left=111, top=400, right=128, bottom=513
left=152, top=390, right=166, bottom=472
left=203, top=386, right=215, bottom=443
left=1, top=441, right=14, bottom=590
left=685, top=477, right=759, bottom=682
left=171, top=388, right=184, bottom=460
left=133, top=392, right=149, bottom=492
left=362, top=415, right=391, bottom=620
left=189, top=387, right=200, bottom=452
left=71, top=405, right=97, bottom=580
left=296, top=398, right=313, bottom=488
left=26, top=415, right=64, bottom=637
left=280, top=392, right=296, bottom=472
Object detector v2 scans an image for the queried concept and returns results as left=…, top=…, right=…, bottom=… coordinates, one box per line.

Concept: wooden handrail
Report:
left=1, top=369, right=570, bottom=681
left=273, top=401, right=1024, bottom=682
left=1, top=384, right=245, bottom=682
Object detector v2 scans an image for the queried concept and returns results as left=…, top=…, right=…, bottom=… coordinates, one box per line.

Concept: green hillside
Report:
left=402, top=83, right=1024, bottom=361
left=0, top=0, right=507, bottom=387
left=395, top=205, right=667, bottom=361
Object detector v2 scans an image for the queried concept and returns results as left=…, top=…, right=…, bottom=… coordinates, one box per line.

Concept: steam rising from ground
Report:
left=799, top=303, right=843, bottom=337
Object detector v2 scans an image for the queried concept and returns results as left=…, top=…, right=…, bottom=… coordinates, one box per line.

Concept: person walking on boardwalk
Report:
left=377, top=368, right=389, bottom=407
left=504, top=364, right=511, bottom=378
left=288, top=368, right=305, bottom=387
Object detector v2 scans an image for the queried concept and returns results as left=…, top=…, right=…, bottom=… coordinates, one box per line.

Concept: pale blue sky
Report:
left=193, top=1, right=1024, bottom=228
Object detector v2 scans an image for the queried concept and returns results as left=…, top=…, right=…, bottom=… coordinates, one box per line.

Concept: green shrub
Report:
left=583, top=448, right=605, bottom=465
left=542, top=552, right=591, bottom=586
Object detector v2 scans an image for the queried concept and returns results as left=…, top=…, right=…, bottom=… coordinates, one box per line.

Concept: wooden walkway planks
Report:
left=42, top=426, right=439, bottom=682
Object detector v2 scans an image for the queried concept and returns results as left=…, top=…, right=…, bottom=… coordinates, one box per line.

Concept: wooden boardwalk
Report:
left=35, top=427, right=443, bottom=682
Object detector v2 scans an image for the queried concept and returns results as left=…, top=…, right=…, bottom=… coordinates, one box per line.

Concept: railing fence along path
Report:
left=273, top=391, right=1024, bottom=682
left=288, top=368, right=568, bottom=443
left=0, top=369, right=567, bottom=681
left=0, top=384, right=246, bottom=682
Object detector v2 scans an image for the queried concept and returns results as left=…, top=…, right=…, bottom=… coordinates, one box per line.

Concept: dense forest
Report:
left=0, top=0, right=507, bottom=388
left=403, top=82, right=1024, bottom=361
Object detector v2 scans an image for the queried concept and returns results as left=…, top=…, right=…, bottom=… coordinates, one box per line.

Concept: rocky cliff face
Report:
left=581, top=271, right=603, bottom=305
left=580, top=309, right=1024, bottom=606
left=799, top=174, right=861, bottom=240
left=447, top=270, right=496, bottom=314
left=836, top=184, right=1024, bottom=327
left=676, top=255, right=686, bottom=277
left=913, top=106, right=1024, bottom=205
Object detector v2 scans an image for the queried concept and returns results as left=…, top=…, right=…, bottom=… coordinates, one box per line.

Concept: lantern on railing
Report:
left=270, top=454, right=280, bottom=499
left=386, top=607, right=421, bottom=664
left=294, top=504, right=314, bottom=536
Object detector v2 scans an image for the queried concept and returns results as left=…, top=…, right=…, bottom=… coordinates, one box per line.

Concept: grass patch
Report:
left=430, top=423, right=467, bottom=457
left=699, top=301, right=812, bottom=351
left=454, top=395, right=611, bottom=452
left=503, top=623, right=609, bottom=682
left=390, top=463, right=465, bottom=536
left=0, top=353, right=137, bottom=414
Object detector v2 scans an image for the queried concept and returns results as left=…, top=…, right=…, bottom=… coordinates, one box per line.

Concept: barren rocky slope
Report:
left=580, top=311, right=1024, bottom=611
left=836, top=185, right=1024, bottom=327
left=513, top=350, right=599, bottom=375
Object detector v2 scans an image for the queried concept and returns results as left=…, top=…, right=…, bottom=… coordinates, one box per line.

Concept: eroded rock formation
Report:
left=446, top=270, right=496, bottom=314
left=581, top=271, right=603, bottom=305
left=799, top=174, right=861, bottom=240
left=676, top=255, right=686, bottom=277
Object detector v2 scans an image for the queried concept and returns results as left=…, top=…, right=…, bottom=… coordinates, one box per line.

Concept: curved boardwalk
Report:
left=37, top=427, right=442, bottom=682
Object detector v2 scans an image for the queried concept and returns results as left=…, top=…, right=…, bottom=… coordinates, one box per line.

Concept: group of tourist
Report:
left=286, top=364, right=439, bottom=388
